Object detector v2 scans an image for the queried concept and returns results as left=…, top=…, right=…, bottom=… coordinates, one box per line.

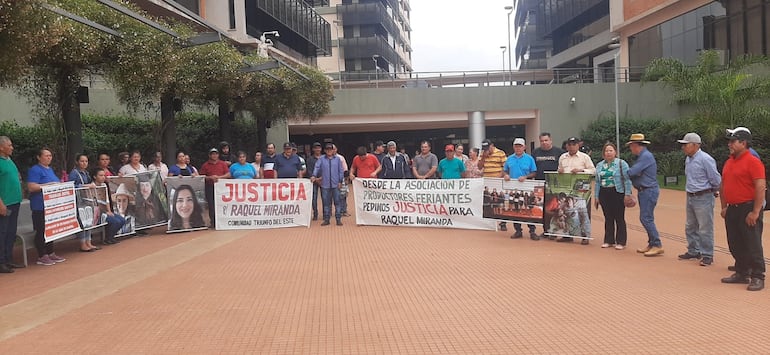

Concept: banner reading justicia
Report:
left=214, top=179, right=312, bottom=230
left=353, top=178, right=497, bottom=230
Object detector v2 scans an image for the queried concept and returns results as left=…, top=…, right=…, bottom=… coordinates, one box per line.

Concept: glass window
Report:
left=746, top=2, right=763, bottom=55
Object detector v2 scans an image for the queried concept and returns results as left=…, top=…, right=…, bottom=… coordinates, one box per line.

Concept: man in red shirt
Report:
left=199, top=148, right=231, bottom=228
left=719, top=128, right=766, bottom=291
left=350, top=146, right=381, bottom=180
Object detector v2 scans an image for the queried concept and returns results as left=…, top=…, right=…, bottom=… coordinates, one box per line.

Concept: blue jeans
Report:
left=638, top=187, right=661, bottom=247
left=311, top=183, right=320, bottom=218
left=320, top=187, right=341, bottom=222
left=105, top=213, right=126, bottom=240
left=685, top=193, right=715, bottom=257
left=0, top=203, right=20, bottom=264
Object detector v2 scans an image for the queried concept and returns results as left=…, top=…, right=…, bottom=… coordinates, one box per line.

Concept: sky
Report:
left=409, top=0, right=516, bottom=73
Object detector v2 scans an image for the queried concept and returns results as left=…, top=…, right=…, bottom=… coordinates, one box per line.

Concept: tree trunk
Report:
left=256, top=114, right=268, bottom=152
left=160, top=92, right=176, bottom=164
left=60, top=70, right=82, bottom=171
left=218, top=96, right=232, bottom=144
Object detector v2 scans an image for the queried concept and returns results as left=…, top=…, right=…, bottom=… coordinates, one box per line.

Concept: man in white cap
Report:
left=677, top=133, right=721, bottom=266
left=557, top=137, right=596, bottom=245
left=503, top=138, right=538, bottom=239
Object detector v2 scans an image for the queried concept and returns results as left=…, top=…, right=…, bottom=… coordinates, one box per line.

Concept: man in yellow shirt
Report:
left=480, top=139, right=508, bottom=231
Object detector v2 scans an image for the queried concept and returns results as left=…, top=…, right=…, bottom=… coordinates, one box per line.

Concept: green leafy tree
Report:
left=643, top=50, right=770, bottom=145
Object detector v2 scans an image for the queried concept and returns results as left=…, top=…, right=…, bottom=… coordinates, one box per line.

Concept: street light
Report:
left=500, top=46, right=507, bottom=84
left=609, top=40, right=621, bottom=149
left=372, top=54, right=380, bottom=88
left=505, top=5, right=514, bottom=86
left=333, top=20, right=343, bottom=89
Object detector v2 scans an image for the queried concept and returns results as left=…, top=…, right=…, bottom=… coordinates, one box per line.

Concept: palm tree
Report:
left=643, top=50, right=770, bottom=145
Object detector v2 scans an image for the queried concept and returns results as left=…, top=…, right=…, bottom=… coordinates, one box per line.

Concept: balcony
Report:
left=337, top=2, right=409, bottom=47
left=246, top=0, right=332, bottom=57
left=339, top=35, right=399, bottom=67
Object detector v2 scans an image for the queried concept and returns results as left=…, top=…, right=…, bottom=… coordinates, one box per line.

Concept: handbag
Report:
left=619, top=160, right=637, bottom=208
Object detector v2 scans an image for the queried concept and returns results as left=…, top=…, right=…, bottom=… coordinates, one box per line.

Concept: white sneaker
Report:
left=615, top=245, right=625, bottom=250
left=601, top=243, right=613, bottom=248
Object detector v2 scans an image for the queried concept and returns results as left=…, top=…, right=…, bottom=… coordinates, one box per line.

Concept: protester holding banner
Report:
left=27, top=148, right=66, bottom=266
left=119, top=150, right=147, bottom=176
left=200, top=148, right=231, bottom=228
left=438, top=144, right=465, bottom=179
left=627, top=133, right=664, bottom=257
left=311, top=143, right=346, bottom=226
left=97, top=153, right=116, bottom=177
left=481, top=139, right=507, bottom=232
left=374, top=141, right=411, bottom=179
left=503, top=138, right=538, bottom=240
left=169, top=151, right=198, bottom=177
left=334, top=144, right=351, bottom=217
left=532, top=133, right=564, bottom=239
left=261, top=143, right=277, bottom=179
left=169, top=183, right=207, bottom=231
left=69, top=154, right=100, bottom=252
left=350, top=146, right=381, bottom=180
left=593, top=143, right=632, bottom=250
left=0, top=136, right=23, bottom=273
left=184, top=154, right=198, bottom=175
left=454, top=144, right=469, bottom=163
left=91, top=167, right=125, bottom=244
left=274, top=142, right=304, bottom=178
left=464, top=148, right=483, bottom=178
left=230, top=151, right=258, bottom=179
left=148, top=151, right=169, bottom=182
left=412, top=141, right=438, bottom=179
left=557, top=137, right=596, bottom=245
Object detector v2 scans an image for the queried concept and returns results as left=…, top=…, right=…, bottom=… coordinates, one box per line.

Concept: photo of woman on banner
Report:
left=134, top=171, right=168, bottom=228
left=168, top=184, right=208, bottom=232
left=112, top=183, right=136, bottom=236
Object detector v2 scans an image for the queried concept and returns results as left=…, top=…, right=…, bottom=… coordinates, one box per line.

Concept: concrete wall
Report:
left=327, top=82, right=681, bottom=143
left=1, top=82, right=680, bottom=149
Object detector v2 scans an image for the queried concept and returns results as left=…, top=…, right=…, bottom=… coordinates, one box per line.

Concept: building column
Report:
left=468, top=111, right=485, bottom=150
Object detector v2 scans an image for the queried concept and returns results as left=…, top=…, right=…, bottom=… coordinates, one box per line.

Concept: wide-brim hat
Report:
left=626, top=133, right=651, bottom=145
left=111, top=183, right=134, bottom=202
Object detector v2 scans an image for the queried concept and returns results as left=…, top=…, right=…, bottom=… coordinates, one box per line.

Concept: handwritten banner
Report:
left=482, top=177, right=545, bottom=225
left=43, top=182, right=82, bottom=242
left=353, top=178, right=496, bottom=230
left=214, top=179, right=312, bottom=230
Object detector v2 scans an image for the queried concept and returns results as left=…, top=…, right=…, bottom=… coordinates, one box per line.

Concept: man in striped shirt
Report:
left=480, top=139, right=508, bottom=231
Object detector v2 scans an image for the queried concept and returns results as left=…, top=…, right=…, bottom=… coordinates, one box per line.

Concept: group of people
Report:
left=0, top=131, right=765, bottom=291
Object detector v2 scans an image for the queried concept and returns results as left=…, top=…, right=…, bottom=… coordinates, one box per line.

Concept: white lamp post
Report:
left=333, top=20, right=343, bottom=89
left=372, top=54, right=380, bottom=88
left=609, top=40, right=621, bottom=149
left=500, top=46, right=507, bottom=84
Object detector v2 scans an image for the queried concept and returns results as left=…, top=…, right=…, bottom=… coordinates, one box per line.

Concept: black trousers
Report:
left=725, top=202, right=765, bottom=279
left=32, top=210, right=54, bottom=258
left=599, top=187, right=627, bottom=246
left=205, top=184, right=215, bottom=228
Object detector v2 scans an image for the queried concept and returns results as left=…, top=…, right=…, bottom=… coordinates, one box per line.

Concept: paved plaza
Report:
left=1, top=188, right=769, bottom=354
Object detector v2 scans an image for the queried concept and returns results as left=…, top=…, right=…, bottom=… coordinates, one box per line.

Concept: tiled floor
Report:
left=1, top=189, right=769, bottom=354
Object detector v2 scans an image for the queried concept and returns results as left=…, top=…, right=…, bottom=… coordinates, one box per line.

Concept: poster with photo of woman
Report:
left=166, top=176, right=209, bottom=233
left=134, top=171, right=168, bottom=229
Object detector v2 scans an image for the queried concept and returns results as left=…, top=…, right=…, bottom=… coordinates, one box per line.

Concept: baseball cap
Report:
left=566, top=137, right=579, bottom=144
left=312, top=142, right=322, bottom=147
left=726, top=127, right=752, bottom=141
left=324, top=142, right=334, bottom=149
left=481, top=139, right=491, bottom=149
left=208, top=148, right=219, bottom=154
left=283, top=142, right=292, bottom=149
left=387, top=141, right=397, bottom=147
left=513, top=138, right=526, bottom=146
left=444, top=144, right=455, bottom=152
left=677, top=132, right=702, bottom=144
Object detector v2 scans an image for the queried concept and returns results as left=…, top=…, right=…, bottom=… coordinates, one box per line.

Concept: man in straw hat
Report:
left=626, top=133, right=664, bottom=257
left=719, top=127, right=765, bottom=291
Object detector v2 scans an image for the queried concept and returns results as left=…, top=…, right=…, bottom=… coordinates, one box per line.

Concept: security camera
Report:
left=570, top=97, right=576, bottom=104
left=611, top=36, right=620, bottom=43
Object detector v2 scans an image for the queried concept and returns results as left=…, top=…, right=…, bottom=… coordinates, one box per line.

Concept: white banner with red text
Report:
left=353, top=178, right=497, bottom=230
left=214, top=179, right=312, bottom=230
left=43, top=182, right=82, bottom=242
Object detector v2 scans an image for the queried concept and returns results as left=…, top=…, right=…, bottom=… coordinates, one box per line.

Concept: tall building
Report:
left=314, top=0, right=413, bottom=83
left=613, top=0, right=769, bottom=80
left=133, top=0, right=332, bottom=65
left=513, top=0, right=552, bottom=70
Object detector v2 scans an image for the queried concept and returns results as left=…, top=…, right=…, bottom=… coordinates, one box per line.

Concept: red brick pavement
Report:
left=1, top=189, right=769, bottom=354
